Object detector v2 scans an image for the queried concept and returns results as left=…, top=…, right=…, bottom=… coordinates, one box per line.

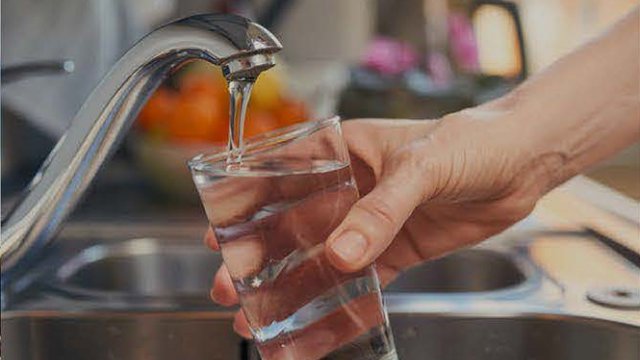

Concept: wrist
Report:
left=488, top=9, right=640, bottom=196
left=470, top=91, right=568, bottom=198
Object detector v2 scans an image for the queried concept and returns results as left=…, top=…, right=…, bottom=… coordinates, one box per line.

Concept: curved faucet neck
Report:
left=1, top=14, right=281, bottom=280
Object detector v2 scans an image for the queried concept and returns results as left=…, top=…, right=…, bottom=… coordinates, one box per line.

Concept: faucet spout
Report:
left=0, top=14, right=282, bottom=277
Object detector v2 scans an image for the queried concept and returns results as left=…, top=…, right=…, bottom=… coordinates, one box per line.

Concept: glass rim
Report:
left=188, top=115, right=341, bottom=171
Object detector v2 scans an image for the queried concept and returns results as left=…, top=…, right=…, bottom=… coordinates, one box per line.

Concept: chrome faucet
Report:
left=0, top=14, right=282, bottom=279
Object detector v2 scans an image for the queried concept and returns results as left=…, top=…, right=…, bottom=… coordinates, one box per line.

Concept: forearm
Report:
left=492, top=8, right=640, bottom=192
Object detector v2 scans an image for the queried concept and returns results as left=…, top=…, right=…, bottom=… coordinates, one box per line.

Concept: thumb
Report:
left=325, top=165, right=424, bottom=272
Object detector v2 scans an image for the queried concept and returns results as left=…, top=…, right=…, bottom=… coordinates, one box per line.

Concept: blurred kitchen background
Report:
left=2, top=0, right=639, bottom=218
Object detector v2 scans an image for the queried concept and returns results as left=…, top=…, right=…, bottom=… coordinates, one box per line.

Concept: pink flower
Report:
left=362, top=37, right=419, bottom=75
left=448, top=12, right=480, bottom=72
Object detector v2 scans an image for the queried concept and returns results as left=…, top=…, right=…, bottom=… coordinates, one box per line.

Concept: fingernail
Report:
left=330, top=231, right=368, bottom=263
left=210, top=288, right=221, bottom=303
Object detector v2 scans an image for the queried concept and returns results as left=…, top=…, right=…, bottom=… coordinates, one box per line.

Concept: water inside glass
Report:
left=190, top=118, right=397, bottom=360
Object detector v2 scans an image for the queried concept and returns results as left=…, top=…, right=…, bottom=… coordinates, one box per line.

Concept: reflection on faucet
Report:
left=0, top=14, right=282, bottom=283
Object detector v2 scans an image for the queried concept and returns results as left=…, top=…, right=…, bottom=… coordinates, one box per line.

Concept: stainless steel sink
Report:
left=1, top=312, right=245, bottom=360
left=385, top=249, right=526, bottom=293
left=53, top=240, right=528, bottom=301
left=55, top=238, right=221, bottom=299
left=2, top=228, right=638, bottom=359
left=391, top=313, right=640, bottom=360
left=2, top=312, right=638, bottom=360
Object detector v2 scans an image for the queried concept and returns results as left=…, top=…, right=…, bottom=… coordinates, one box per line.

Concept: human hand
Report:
left=324, top=112, right=547, bottom=283
left=206, top=105, right=550, bottom=338
left=208, top=8, right=640, bottom=337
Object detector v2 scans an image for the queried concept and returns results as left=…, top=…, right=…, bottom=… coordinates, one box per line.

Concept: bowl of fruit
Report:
left=132, top=61, right=308, bottom=202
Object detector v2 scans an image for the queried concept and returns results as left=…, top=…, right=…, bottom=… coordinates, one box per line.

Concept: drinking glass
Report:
left=189, top=117, right=397, bottom=360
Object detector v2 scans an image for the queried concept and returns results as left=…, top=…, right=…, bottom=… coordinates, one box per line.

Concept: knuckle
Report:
left=387, top=149, right=434, bottom=199
left=354, top=196, right=398, bottom=230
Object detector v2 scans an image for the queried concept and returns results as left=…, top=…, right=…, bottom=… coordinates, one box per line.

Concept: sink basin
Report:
left=391, top=313, right=640, bottom=360
left=2, top=312, right=638, bottom=360
left=1, top=312, right=245, bottom=360
left=4, top=235, right=636, bottom=359
left=385, top=249, right=526, bottom=293
left=54, top=238, right=221, bottom=300
left=55, top=241, right=526, bottom=299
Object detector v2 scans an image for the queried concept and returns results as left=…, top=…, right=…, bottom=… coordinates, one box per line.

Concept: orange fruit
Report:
left=137, top=87, right=178, bottom=131
left=166, top=91, right=228, bottom=143
left=244, top=109, right=280, bottom=138
left=275, top=99, right=308, bottom=127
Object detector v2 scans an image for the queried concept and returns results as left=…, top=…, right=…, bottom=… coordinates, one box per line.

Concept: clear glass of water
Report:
left=189, top=117, right=397, bottom=360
